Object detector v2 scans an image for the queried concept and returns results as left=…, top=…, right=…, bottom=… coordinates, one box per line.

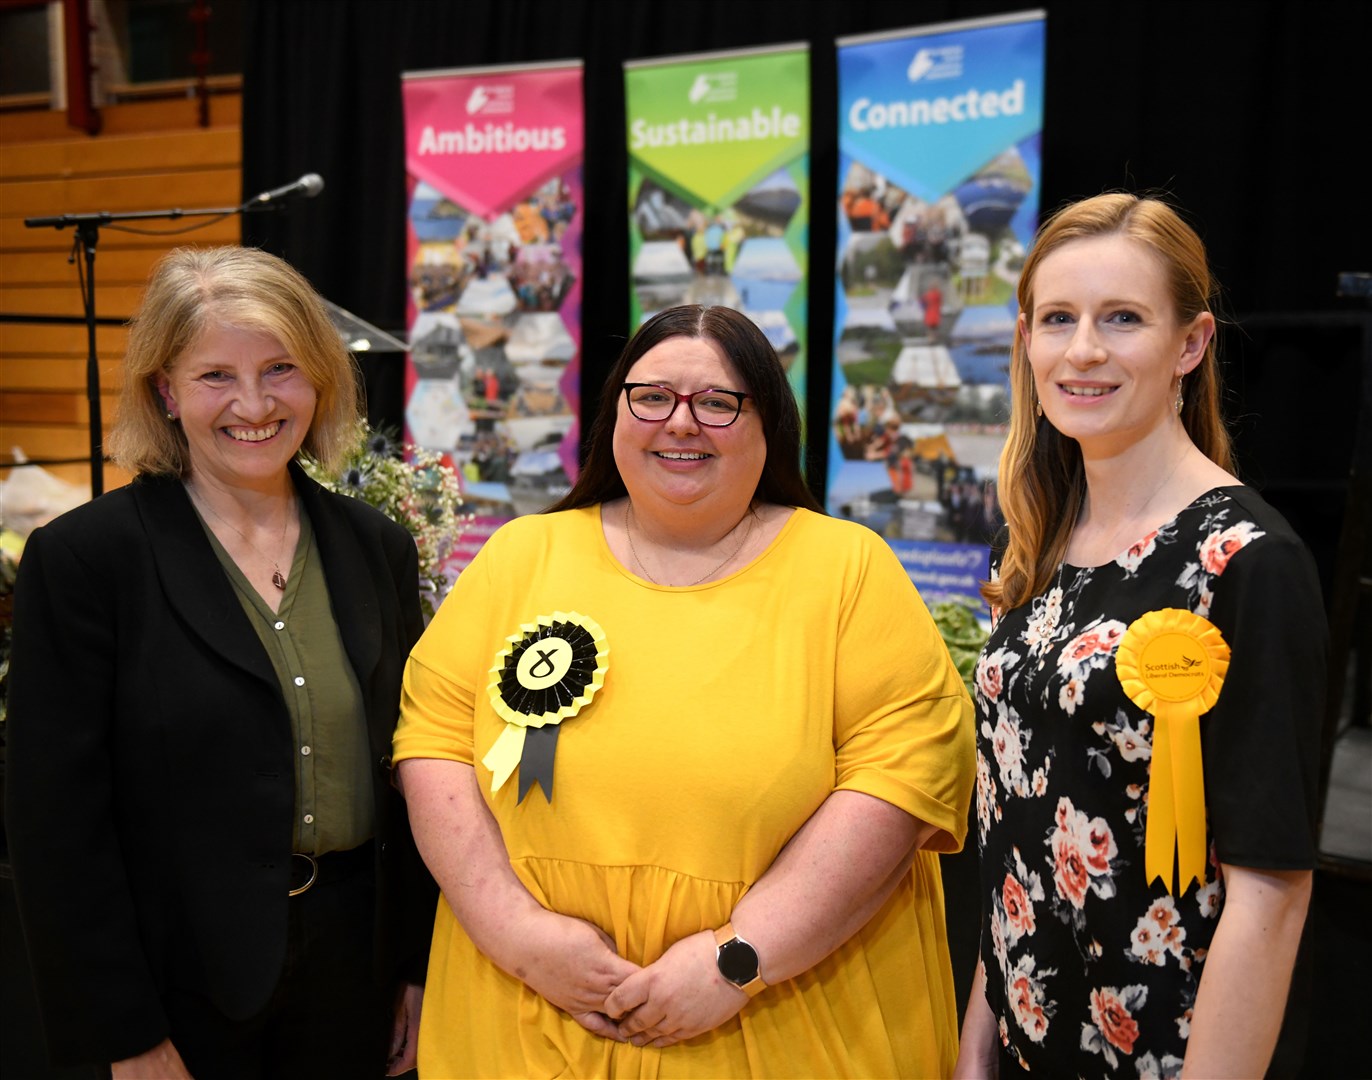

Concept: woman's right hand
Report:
left=508, top=907, right=641, bottom=1040
left=399, top=759, right=640, bottom=1039
left=112, top=1037, right=194, bottom=1079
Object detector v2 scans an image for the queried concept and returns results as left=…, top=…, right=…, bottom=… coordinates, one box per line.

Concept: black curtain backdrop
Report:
left=236, top=6, right=1366, bottom=1073
left=240, top=0, right=1366, bottom=509
left=239, top=0, right=1367, bottom=485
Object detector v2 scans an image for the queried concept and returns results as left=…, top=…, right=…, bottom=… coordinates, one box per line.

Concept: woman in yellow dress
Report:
left=394, top=304, right=975, bottom=1077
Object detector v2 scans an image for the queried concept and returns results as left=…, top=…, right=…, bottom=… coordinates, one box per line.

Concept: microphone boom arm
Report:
left=20, top=174, right=324, bottom=497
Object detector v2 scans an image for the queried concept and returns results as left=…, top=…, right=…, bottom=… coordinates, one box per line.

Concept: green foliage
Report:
left=929, top=598, right=989, bottom=699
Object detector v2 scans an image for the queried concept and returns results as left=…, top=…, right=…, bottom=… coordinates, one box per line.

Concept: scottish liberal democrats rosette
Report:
left=1115, top=609, right=1230, bottom=894
left=482, top=611, right=608, bottom=804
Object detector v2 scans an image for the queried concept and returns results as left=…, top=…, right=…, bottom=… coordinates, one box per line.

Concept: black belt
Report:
left=289, top=840, right=374, bottom=897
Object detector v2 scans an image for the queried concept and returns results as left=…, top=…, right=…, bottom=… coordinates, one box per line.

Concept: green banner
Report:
left=626, top=43, right=810, bottom=404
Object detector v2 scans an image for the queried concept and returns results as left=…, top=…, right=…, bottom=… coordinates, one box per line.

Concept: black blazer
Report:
left=4, top=464, right=436, bottom=1067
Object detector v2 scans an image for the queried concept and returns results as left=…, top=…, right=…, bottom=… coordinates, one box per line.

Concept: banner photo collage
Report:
left=402, top=61, right=585, bottom=571
left=625, top=43, right=811, bottom=403
left=401, top=12, right=1044, bottom=591
left=831, top=12, right=1045, bottom=606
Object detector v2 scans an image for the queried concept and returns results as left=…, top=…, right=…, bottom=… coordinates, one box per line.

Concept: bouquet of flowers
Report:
left=302, top=423, right=464, bottom=621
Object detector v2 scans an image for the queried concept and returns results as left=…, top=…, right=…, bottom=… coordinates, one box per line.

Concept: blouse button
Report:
left=301, top=745, right=312, bottom=756
left=293, top=676, right=305, bottom=687
left=274, top=621, right=285, bottom=631
left=303, top=813, right=314, bottom=824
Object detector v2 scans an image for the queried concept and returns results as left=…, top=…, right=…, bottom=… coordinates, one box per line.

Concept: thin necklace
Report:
left=187, top=482, right=294, bottom=591
left=1046, top=446, right=1189, bottom=632
left=625, top=502, right=753, bottom=586
left=1073, top=446, right=1190, bottom=565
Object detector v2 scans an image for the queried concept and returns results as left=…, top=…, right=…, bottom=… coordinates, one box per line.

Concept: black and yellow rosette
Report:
left=482, top=611, right=608, bottom=804
left=1115, top=609, right=1230, bottom=894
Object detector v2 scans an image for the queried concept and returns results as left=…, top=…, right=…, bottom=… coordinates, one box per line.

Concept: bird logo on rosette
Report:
left=1116, top=608, right=1230, bottom=894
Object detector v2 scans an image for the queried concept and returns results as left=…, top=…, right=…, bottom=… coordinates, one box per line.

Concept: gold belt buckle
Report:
left=289, top=853, right=318, bottom=896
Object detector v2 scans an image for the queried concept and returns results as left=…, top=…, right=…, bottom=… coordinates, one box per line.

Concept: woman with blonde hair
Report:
left=955, top=194, right=1324, bottom=1077
left=6, top=246, right=434, bottom=1078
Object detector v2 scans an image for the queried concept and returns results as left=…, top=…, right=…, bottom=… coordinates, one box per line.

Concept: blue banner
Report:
left=831, top=11, right=1045, bottom=608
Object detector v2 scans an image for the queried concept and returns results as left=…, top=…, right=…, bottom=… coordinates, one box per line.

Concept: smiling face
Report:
left=612, top=334, right=766, bottom=515
left=1021, top=234, right=1212, bottom=457
left=156, top=323, right=317, bottom=493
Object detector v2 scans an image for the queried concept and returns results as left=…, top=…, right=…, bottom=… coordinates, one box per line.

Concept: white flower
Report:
left=1111, top=720, right=1152, bottom=762
left=990, top=713, right=1026, bottom=791
left=1195, top=877, right=1223, bottom=919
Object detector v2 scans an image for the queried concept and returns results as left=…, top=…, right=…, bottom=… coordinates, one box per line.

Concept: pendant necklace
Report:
left=625, top=502, right=753, bottom=586
left=188, top=483, right=293, bottom=590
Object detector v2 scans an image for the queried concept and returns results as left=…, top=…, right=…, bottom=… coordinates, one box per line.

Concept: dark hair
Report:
left=547, top=305, right=821, bottom=513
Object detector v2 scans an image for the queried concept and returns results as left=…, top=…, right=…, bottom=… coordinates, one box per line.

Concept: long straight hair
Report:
left=985, top=194, right=1235, bottom=611
left=547, top=305, right=821, bottom=513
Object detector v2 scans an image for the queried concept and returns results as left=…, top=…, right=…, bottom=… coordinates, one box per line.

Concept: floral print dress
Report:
left=975, top=487, right=1325, bottom=1078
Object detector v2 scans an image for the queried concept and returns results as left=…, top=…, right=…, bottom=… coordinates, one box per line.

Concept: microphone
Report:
left=246, top=173, right=325, bottom=207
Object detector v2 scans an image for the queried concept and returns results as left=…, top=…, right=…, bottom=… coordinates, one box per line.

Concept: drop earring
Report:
left=1175, top=377, right=1184, bottom=415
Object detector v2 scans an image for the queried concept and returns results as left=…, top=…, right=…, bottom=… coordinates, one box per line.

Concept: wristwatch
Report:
left=714, top=921, right=766, bottom=997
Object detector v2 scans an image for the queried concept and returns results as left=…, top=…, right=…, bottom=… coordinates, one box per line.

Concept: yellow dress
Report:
left=394, top=506, right=974, bottom=1078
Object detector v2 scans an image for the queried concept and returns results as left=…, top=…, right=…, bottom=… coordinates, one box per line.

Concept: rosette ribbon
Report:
left=482, top=611, right=608, bottom=804
left=1115, top=608, right=1230, bottom=894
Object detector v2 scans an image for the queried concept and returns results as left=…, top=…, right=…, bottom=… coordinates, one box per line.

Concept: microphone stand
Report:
left=23, top=200, right=290, bottom=498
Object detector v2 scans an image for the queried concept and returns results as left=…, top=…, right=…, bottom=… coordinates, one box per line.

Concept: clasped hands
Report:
left=514, top=907, right=748, bottom=1049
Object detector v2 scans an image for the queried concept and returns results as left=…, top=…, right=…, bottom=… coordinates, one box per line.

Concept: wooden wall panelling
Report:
left=0, top=214, right=241, bottom=251
left=3, top=168, right=241, bottom=218
left=0, top=94, right=243, bottom=143
left=2, top=285, right=149, bottom=318
left=2, top=358, right=125, bottom=393
left=0, top=322, right=130, bottom=359
left=0, top=128, right=240, bottom=181
left=0, top=249, right=168, bottom=286
left=0, top=94, right=242, bottom=502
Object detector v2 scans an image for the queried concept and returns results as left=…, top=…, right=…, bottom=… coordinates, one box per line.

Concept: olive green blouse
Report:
left=197, top=505, right=373, bottom=855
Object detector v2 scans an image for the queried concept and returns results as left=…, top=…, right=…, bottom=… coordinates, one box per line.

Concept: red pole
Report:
left=61, top=0, right=101, bottom=136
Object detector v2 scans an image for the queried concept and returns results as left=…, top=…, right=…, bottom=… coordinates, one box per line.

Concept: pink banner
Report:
left=402, top=61, right=584, bottom=573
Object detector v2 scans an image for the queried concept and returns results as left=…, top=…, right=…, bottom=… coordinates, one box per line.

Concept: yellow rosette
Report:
left=1115, top=608, right=1230, bottom=894
left=482, top=611, right=608, bottom=803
